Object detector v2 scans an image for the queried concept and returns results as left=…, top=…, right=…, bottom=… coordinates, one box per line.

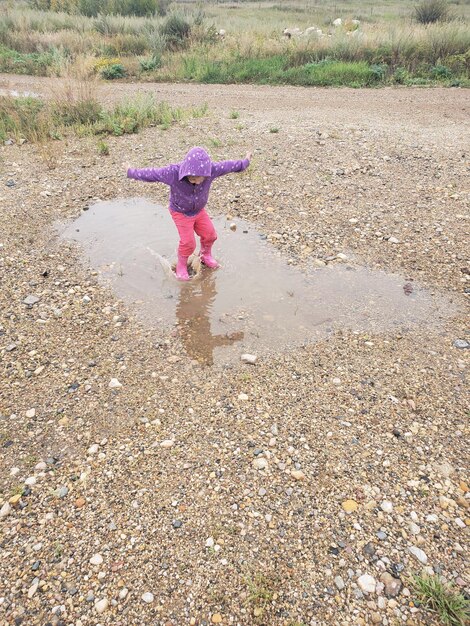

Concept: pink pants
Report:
left=171, top=209, right=217, bottom=257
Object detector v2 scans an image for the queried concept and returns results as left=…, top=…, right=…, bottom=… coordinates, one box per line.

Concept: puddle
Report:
left=60, top=198, right=452, bottom=365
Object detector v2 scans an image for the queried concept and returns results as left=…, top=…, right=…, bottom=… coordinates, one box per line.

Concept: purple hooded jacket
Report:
left=127, top=147, right=250, bottom=217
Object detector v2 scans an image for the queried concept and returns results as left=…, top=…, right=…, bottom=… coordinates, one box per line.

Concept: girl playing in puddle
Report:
left=125, top=147, right=251, bottom=281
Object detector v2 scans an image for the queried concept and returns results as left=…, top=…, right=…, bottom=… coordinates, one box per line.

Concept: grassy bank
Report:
left=0, top=91, right=207, bottom=143
left=0, top=1, right=468, bottom=86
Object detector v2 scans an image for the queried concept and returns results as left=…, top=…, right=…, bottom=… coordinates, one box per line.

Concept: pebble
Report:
left=357, top=574, right=376, bottom=594
left=381, top=500, right=393, bottom=513
left=253, top=458, right=268, bottom=470
left=172, top=520, right=183, bottom=528
left=94, top=598, right=109, bottom=614
left=241, top=353, right=257, bottom=364
left=109, top=378, right=122, bottom=388
left=408, top=522, right=420, bottom=535
left=142, top=592, right=154, bottom=603
left=88, top=444, right=99, bottom=454
left=433, top=461, right=454, bottom=478
left=28, top=581, right=39, bottom=598
left=206, top=537, right=215, bottom=548
left=212, top=615, right=223, bottom=624
left=160, top=439, right=174, bottom=448
left=453, top=339, right=469, bottom=349
left=0, top=502, right=11, bottom=519
left=25, top=476, right=37, bottom=486
left=380, top=572, right=402, bottom=597
left=23, top=295, right=40, bottom=305
left=408, top=546, right=427, bottom=564
left=119, top=588, right=129, bottom=599
left=57, top=486, right=68, bottom=498
left=238, top=393, right=249, bottom=400
left=291, top=469, right=306, bottom=480
left=25, top=408, right=36, bottom=418
left=388, top=237, right=399, bottom=244
left=90, top=553, right=103, bottom=566
left=342, top=499, right=358, bottom=513
left=334, top=575, right=345, bottom=590
left=376, top=531, right=387, bottom=541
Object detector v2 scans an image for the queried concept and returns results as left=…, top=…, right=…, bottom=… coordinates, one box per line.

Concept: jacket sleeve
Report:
left=211, top=158, right=250, bottom=179
left=127, top=164, right=178, bottom=184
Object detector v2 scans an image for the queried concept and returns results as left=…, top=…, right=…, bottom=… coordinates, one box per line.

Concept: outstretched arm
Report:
left=211, top=152, right=252, bottom=179
left=124, top=162, right=178, bottom=184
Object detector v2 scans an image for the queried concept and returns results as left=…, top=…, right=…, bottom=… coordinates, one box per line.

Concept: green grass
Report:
left=411, top=574, right=470, bottom=626
left=0, top=93, right=208, bottom=143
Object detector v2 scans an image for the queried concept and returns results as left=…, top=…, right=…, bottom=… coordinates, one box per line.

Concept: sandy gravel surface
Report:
left=0, top=76, right=469, bottom=626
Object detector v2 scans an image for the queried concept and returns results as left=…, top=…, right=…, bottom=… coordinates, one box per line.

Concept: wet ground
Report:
left=60, top=198, right=453, bottom=365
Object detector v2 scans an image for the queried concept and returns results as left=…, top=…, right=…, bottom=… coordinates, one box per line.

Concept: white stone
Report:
left=109, top=378, right=122, bottom=389
left=90, top=553, right=103, bottom=566
left=26, top=408, right=36, bottom=418
left=94, top=598, right=109, bottom=614
left=10, top=467, right=20, bottom=476
left=409, top=546, right=427, bottom=564
left=25, top=476, right=37, bottom=486
left=160, top=439, right=174, bottom=448
left=238, top=393, right=249, bottom=401
left=381, top=500, right=393, bottom=513
left=0, top=502, right=11, bottom=518
left=119, top=588, right=129, bottom=600
left=241, top=354, right=257, bottom=364
left=333, top=18, right=342, bottom=26
left=142, top=592, right=154, bottom=603
left=35, top=462, right=47, bottom=471
left=357, top=574, right=376, bottom=594
left=28, top=582, right=38, bottom=598
left=409, top=522, right=420, bottom=535
left=206, top=537, right=215, bottom=548
left=388, top=237, right=400, bottom=244
left=88, top=444, right=99, bottom=454
left=253, top=458, right=268, bottom=470
left=426, top=514, right=438, bottom=522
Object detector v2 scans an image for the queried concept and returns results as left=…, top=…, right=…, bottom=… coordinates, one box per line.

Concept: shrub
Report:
left=160, top=13, right=191, bottom=49
left=101, top=63, right=126, bottom=79
left=414, top=0, right=449, bottom=24
left=52, top=97, right=102, bottom=125
left=369, top=63, right=388, bottom=81
left=97, top=140, right=109, bottom=155
left=139, top=54, right=161, bottom=71
left=430, top=63, right=452, bottom=78
left=392, top=67, right=411, bottom=83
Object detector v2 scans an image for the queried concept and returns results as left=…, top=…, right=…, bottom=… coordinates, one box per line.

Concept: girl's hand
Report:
left=245, top=152, right=252, bottom=161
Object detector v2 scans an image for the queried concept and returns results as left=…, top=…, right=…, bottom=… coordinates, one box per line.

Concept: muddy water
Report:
left=60, top=198, right=451, bottom=365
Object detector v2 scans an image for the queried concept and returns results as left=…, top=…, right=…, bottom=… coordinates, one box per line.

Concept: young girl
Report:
left=125, top=147, right=251, bottom=281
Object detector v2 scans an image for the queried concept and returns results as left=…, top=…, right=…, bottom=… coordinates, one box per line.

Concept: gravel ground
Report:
left=0, top=77, right=469, bottom=626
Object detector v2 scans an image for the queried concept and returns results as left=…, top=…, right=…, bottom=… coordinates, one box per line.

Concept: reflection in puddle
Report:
left=60, top=198, right=452, bottom=365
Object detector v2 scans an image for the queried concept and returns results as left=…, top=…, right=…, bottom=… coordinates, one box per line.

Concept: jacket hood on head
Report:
left=178, top=147, right=212, bottom=180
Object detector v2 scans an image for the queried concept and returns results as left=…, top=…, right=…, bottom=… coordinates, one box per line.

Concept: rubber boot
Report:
left=176, top=254, right=190, bottom=281
left=200, top=245, right=219, bottom=269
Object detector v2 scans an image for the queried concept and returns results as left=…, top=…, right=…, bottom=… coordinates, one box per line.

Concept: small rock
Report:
left=453, top=339, right=469, bottom=349
left=172, top=520, right=183, bottom=529
left=94, top=598, right=109, bottom=614
left=109, top=378, right=122, bottom=389
left=253, top=458, right=268, bottom=470
left=229, top=223, right=237, bottom=231
left=57, top=486, right=68, bottom=498
left=142, top=592, right=154, bottom=603
left=27, top=582, right=38, bottom=598
left=291, top=470, right=306, bottom=481
left=376, top=531, right=387, bottom=541
left=357, top=574, right=376, bottom=594
left=160, top=439, right=174, bottom=448
left=409, top=546, right=427, bottom=564
left=90, top=554, right=103, bottom=566
left=212, top=615, right=223, bottom=624
left=433, top=461, right=454, bottom=478
left=25, top=408, right=36, bottom=418
left=342, top=499, right=358, bottom=513
left=381, top=500, right=393, bottom=513
left=408, top=522, right=420, bottom=535
left=119, top=588, right=129, bottom=600
left=75, top=497, right=86, bottom=508
left=241, top=354, right=257, bottom=364
left=380, top=572, right=402, bottom=597
left=334, top=576, right=345, bottom=590
left=238, top=393, right=249, bottom=401
left=206, top=537, right=215, bottom=548
left=0, top=502, right=11, bottom=518
left=87, top=444, right=99, bottom=454
left=23, top=295, right=40, bottom=306
left=25, top=476, right=37, bottom=486
left=388, top=237, right=399, bottom=244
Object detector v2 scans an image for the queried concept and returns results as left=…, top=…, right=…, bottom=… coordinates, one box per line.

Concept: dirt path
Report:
left=1, top=73, right=469, bottom=148
left=0, top=76, right=469, bottom=626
